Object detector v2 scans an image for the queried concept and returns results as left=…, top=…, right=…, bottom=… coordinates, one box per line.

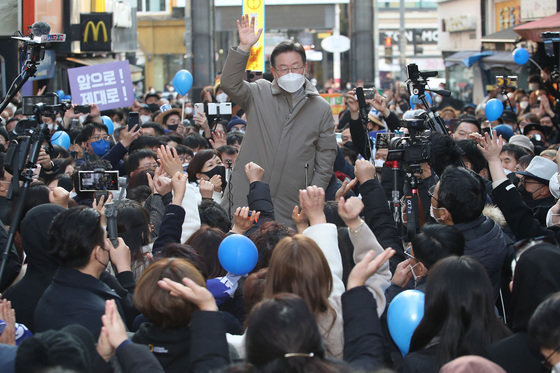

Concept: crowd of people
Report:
left=0, top=15, right=558, bottom=373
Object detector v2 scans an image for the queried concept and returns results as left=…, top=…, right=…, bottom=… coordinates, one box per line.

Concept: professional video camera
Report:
left=386, top=64, right=454, bottom=241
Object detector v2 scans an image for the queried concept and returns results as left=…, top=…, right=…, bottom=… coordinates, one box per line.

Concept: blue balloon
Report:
left=387, top=290, right=425, bottom=356
left=485, top=98, right=504, bottom=121
left=56, top=89, right=65, bottom=98
left=512, top=47, right=530, bottom=65
left=218, top=234, right=258, bottom=275
left=63, top=95, right=71, bottom=101
left=409, top=94, right=433, bottom=109
left=51, top=131, right=70, bottom=150
left=101, top=115, right=114, bottom=135
left=172, top=70, right=193, bottom=95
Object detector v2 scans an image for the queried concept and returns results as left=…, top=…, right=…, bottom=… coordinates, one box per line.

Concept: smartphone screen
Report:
left=78, top=170, right=120, bottom=192
left=128, top=112, right=139, bottom=131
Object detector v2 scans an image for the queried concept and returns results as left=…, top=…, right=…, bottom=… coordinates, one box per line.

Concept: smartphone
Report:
left=74, top=105, right=91, bottom=114
left=218, top=102, right=232, bottom=115
left=78, top=170, right=120, bottom=192
left=194, top=103, right=204, bottom=117
left=127, top=112, right=139, bottom=131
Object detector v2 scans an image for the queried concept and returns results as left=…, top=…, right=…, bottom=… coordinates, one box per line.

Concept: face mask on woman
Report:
left=202, top=165, right=227, bottom=190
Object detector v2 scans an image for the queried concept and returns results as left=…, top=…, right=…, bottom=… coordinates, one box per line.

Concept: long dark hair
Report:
left=244, top=293, right=345, bottom=373
left=409, top=256, right=510, bottom=367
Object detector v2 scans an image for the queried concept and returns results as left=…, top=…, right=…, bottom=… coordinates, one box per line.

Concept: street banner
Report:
left=67, top=60, right=134, bottom=110
left=242, top=0, right=265, bottom=71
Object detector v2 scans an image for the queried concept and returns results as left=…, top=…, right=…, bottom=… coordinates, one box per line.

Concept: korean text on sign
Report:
left=67, top=60, right=135, bottom=111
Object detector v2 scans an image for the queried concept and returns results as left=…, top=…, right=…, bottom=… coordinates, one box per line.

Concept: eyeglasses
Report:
left=428, top=184, right=440, bottom=203
left=275, top=65, right=305, bottom=74
left=91, top=135, right=110, bottom=142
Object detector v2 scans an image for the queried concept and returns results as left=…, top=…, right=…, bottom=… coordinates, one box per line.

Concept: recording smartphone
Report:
left=127, top=112, right=139, bottom=131
left=194, top=103, right=204, bottom=117
left=78, top=170, right=119, bottom=192
left=207, top=102, right=232, bottom=115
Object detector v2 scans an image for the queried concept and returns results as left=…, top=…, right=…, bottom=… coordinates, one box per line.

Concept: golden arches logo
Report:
left=83, top=20, right=108, bottom=43
left=246, top=0, right=262, bottom=10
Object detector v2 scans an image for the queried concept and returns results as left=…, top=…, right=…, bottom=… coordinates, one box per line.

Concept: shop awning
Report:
left=479, top=51, right=523, bottom=73
left=65, top=56, right=144, bottom=82
left=445, top=51, right=494, bottom=67
left=481, top=26, right=521, bottom=44
left=514, top=12, right=560, bottom=42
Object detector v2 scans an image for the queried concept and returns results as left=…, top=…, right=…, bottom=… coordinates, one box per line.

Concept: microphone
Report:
left=31, top=21, right=51, bottom=37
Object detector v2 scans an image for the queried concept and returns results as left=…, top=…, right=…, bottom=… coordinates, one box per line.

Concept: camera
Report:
left=78, top=169, right=119, bottom=192
left=21, top=93, right=71, bottom=116
left=386, top=109, right=432, bottom=166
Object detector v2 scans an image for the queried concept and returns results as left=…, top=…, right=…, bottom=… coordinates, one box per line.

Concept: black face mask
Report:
left=203, top=165, right=227, bottom=190
left=167, top=124, right=178, bottom=131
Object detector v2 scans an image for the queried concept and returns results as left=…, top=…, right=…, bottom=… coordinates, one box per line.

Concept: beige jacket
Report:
left=219, top=47, right=337, bottom=226
left=304, top=222, right=391, bottom=359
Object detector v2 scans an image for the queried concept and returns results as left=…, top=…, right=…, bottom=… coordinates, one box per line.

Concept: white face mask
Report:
left=216, top=93, right=228, bottom=103
left=553, top=362, right=560, bottom=373
left=374, top=159, right=385, bottom=168
left=277, top=73, right=305, bottom=93
left=430, top=204, right=445, bottom=222
left=184, top=107, right=193, bottom=115
left=520, top=101, right=529, bottom=110
left=140, top=115, right=152, bottom=124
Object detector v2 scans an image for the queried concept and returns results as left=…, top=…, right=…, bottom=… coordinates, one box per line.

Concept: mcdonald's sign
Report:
left=80, top=13, right=112, bottom=52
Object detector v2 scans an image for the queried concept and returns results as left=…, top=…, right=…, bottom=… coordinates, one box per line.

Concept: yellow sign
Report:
left=83, top=20, right=108, bottom=43
left=494, top=0, right=521, bottom=31
left=243, top=0, right=265, bottom=71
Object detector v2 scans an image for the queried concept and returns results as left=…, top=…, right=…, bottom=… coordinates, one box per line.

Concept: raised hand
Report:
left=158, top=277, right=218, bottom=311
left=347, top=248, right=395, bottom=290
left=299, top=186, right=326, bottom=226
left=97, top=299, right=129, bottom=361
left=291, top=205, right=308, bottom=233
left=171, top=171, right=188, bottom=205
left=209, top=174, right=223, bottom=193
left=245, top=162, right=264, bottom=184
left=157, top=145, right=183, bottom=177
left=199, top=179, right=215, bottom=199
left=335, top=178, right=358, bottom=201
left=209, top=130, right=227, bottom=149
left=391, top=259, right=413, bottom=287
left=231, top=206, right=260, bottom=234
left=237, top=14, right=263, bottom=52
left=354, top=159, right=376, bottom=184
left=0, top=299, right=16, bottom=345
left=476, top=130, right=503, bottom=163
left=338, top=196, right=364, bottom=230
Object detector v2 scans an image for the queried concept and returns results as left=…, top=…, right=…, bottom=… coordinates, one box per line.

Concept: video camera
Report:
left=386, top=109, right=432, bottom=168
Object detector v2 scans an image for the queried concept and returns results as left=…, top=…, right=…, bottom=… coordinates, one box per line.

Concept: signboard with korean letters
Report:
left=67, top=60, right=134, bottom=111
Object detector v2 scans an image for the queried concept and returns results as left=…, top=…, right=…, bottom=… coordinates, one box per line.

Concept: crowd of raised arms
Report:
left=0, top=15, right=558, bottom=373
